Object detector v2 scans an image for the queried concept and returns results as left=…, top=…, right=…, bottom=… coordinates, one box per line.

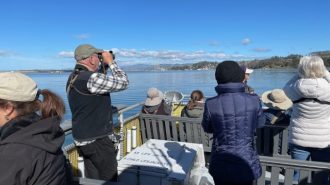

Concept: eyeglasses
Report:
left=97, top=53, right=103, bottom=62
left=88, top=54, right=100, bottom=61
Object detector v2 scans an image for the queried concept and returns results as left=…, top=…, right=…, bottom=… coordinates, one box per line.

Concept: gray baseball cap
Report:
left=74, top=44, right=103, bottom=61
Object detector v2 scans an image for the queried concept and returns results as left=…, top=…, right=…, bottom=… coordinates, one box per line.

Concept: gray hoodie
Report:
left=181, top=103, right=204, bottom=118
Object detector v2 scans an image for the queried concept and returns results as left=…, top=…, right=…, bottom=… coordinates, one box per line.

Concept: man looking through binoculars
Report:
left=66, top=44, right=129, bottom=181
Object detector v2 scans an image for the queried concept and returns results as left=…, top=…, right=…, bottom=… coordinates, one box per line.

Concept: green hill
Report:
left=167, top=50, right=330, bottom=70
left=245, top=51, right=330, bottom=69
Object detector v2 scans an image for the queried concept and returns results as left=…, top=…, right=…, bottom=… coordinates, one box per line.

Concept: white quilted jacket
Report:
left=283, top=73, right=330, bottom=148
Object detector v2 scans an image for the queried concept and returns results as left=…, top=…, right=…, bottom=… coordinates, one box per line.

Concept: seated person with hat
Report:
left=261, top=89, right=292, bottom=125
left=141, top=87, right=171, bottom=115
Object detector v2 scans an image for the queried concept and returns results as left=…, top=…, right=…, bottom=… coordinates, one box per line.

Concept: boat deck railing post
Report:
left=116, top=102, right=144, bottom=160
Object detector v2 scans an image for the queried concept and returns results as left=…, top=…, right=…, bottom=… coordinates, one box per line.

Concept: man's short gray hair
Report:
left=298, top=55, right=327, bottom=78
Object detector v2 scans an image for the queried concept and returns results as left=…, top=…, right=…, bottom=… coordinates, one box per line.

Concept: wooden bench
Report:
left=139, top=113, right=290, bottom=156
left=139, top=113, right=212, bottom=152
left=258, top=156, right=330, bottom=185
left=256, top=124, right=290, bottom=158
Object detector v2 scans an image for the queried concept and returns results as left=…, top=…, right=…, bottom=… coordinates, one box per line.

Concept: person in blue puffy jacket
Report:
left=202, top=61, right=265, bottom=185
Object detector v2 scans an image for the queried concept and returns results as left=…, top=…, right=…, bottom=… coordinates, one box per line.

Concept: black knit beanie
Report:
left=215, top=61, right=245, bottom=84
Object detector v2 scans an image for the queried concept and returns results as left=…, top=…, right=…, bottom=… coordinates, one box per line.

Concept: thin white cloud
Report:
left=113, top=48, right=247, bottom=63
left=241, top=38, right=251, bottom=45
left=208, top=41, right=220, bottom=46
left=58, top=51, right=74, bottom=58
left=0, top=50, right=17, bottom=57
left=0, top=54, right=75, bottom=70
left=55, top=48, right=254, bottom=65
left=75, top=33, right=90, bottom=40
left=253, top=48, right=271, bottom=52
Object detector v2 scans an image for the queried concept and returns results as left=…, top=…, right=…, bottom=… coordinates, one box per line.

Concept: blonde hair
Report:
left=298, top=55, right=327, bottom=78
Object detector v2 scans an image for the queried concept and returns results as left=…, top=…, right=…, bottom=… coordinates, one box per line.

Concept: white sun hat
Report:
left=144, top=87, right=164, bottom=106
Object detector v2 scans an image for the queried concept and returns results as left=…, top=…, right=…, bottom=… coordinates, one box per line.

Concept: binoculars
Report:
left=98, top=50, right=115, bottom=62
left=98, top=50, right=115, bottom=74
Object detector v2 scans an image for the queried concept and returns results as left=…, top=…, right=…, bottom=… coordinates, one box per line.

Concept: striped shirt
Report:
left=87, top=62, right=129, bottom=94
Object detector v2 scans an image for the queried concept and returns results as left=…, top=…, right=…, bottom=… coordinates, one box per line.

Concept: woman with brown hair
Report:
left=0, top=72, right=71, bottom=185
left=181, top=90, right=205, bottom=118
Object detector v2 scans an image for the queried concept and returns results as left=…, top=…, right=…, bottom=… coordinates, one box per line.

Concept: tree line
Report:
left=167, top=51, right=330, bottom=70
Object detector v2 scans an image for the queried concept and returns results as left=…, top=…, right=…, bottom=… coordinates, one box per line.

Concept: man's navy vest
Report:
left=66, top=65, right=113, bottom=142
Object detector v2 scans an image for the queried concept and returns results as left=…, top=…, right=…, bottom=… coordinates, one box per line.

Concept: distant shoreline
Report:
left=11, top=70, right=72, bottom=74
left=1, top=50, right=329, bottom=73
left=0, top=67, right=299, bottom=74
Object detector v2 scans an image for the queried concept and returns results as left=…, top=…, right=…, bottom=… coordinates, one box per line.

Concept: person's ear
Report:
left=4, top=104, right=15, bottom=120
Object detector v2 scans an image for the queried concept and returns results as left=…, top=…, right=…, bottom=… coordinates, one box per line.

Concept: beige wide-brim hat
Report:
left=145, top=87, right=164, bottom=106
left=261, top=89, right=292, bottom=110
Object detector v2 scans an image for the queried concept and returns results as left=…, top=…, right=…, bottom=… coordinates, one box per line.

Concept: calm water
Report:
left=26, top=69, right=296, bottom=146
left=27, top=69, right=296, bottom=121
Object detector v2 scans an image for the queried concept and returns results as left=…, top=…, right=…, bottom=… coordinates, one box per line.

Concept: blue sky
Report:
left=0, top=0, right=329, bottom=70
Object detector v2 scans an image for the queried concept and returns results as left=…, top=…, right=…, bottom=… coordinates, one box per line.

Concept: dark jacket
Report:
left=244, top=83, right=255, bottom=94
left=202, top=83, right=265, bottom=184
left=264, top=108, right=290, bottom=125
left=181, top=103, right=204, bottom=118
left=0, top=113, right=69, bottom=185
left=141, top=100, right=171, bottom=115
left=66, top=65, right=113, bottom=141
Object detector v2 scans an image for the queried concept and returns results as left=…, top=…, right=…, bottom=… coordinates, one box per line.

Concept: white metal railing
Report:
left=61, top=102, right=145, bottom=161
left=116, top=102, right=144, bottom=160
left=61, top=102, right=143, bottom=134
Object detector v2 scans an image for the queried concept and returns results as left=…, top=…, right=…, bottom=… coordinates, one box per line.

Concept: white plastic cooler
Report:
left=118, top=139, right=204, bottom=185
